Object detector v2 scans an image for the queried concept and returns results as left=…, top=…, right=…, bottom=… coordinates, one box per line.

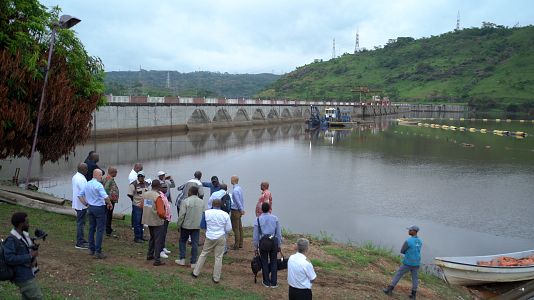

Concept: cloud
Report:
left=40, top=0, right=534, bottom=73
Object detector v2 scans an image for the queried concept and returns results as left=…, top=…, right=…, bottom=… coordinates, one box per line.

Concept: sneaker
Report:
left=271, top=284, right=279, bottom=289
left=93, top=253, right=107, bottom=259
left=147, top=256, right=154, bottom=261
left=190, top=263, right=196, bottom=269
left=75, top=243, right=88, bottom=250
left=383, top=286, right=393, bottom=295
left=153, top=261, right=165, bottom=266
left=175, top=259, right=185, bottom=266
left=134, top=239, right=144, bottom=243
left=262, top=281, right=270, bottom=288
left=163, top=248, right=171, bottom=254
left=141, top=237, right=149, bottom=241
left=212, top=278, right=219, bottom=284
left=160, top=251, right=169, bottom=259
left=191, top=272, right=198, bottom=279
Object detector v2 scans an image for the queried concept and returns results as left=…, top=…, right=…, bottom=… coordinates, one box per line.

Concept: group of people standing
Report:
left=68, top=151, right=422, bottom=299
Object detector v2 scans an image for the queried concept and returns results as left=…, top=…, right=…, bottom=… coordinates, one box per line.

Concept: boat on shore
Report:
left=435, top=250, right=534, bottom=286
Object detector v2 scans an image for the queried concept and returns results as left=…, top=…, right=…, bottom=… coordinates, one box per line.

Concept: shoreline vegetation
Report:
left=0, top=203, right=472, bottom=299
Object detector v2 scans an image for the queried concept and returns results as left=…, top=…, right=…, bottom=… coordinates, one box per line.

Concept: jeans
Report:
left=75, top=209, right=87, bottom=246
left=390, top=264, right=419, bottom=291
left=260, top=242, right=278, bottom=286
left=132, top=205, right=143, bottom=240
left=179, top=228, right=200, bottom=264
left=230, top=210, right=243, bottom=248
left=147, top=225, right=165, bottom=263
left=88, top=205, right=107, bottom=254
left=106, top=202, right=116, bottom=235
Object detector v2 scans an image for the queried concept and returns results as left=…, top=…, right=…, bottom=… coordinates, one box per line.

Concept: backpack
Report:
left=220, top=193, right=232, bottom=213
left=0, top=238, right=15, bottom=281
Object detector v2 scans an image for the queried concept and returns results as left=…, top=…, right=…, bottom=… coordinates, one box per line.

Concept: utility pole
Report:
left=456, top=10, right=460, bottom=31
left=332, top=38, right=336, bottom=59
left=354, top=29, right=360, bottom=54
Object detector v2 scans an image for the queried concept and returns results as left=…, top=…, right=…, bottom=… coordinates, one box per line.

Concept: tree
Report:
left=0, top=0, right=105, bottom=162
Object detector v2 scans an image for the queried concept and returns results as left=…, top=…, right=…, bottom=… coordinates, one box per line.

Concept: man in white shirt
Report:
left=287, top=238, right=317, bottom=300
left=128, top=163, right=143, bottom=184
left=191, top=199, right=232, bottom=283
left=72, top=163, right=88, bottom=249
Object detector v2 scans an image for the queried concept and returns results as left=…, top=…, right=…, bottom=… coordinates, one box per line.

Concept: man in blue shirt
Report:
left=253, top=202, right=282, bottom=288
left=202, top=175, right=221, bottom=196
left=383, top=225, right=423, bottom=299
left=79, top=169, right=112, bottom=259
left=230, top=175, right=245, bottom=250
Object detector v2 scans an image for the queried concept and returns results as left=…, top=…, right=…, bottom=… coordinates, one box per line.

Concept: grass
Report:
left=0, top=203, right=260, bottom=300
left=0, top=203, right=472, bottom=299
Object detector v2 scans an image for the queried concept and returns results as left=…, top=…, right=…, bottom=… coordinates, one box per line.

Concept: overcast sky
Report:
left=40, top=0, right=534, bottom=74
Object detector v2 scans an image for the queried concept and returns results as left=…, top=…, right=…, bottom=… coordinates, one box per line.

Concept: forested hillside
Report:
left=258, top=24, right=534, bottom=112
left=105, top=70, right=279, bottom=98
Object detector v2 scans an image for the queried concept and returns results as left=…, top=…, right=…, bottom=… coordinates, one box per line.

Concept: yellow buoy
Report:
left=520, top=120, right=525, bottom=123
left=516, top=135, right=525, bottom=140
left=480, top=129, right=487, bottom=133
left=506, top=119, right=512, bottom=123
left=514, top=131, right=525, bottom=136
left=430, top=118, right=434, bottom=121
left=469, top=128, right=477, bottom=132
left=441, top=125, right=449, bottom=129
left=496, top=119, right=501, bottom=122
left=459, top=127, right=465, bottom=131
left=450, top=126, right=457, bottom=131
left=470, top=118, right=476, bottom=121
left=417, top=123, right=423, bottom=126
left=483, top=119, right=488, bottom=122
left=460, top=118, right=465, bottom=121
left=449, top=118, right=454, bottom=121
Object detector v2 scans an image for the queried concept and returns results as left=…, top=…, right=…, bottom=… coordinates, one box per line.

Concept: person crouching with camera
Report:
left=4, top=212, right=43, bottom=299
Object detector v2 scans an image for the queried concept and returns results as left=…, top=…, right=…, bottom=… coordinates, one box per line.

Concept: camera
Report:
left=29, top=228, right=47, bottom=275
left=30, top=228, right=48, bottom=251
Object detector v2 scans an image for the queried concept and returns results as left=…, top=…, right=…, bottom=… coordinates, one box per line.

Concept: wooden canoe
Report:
left=435, top=250, right=534, bottom=286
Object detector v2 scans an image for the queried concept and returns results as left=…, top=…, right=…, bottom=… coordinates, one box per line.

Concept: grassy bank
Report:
left=0, top=203, right=471, bottom=299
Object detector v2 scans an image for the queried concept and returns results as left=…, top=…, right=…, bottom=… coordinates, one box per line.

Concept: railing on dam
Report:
left=106, top=95, right=395, bottom=107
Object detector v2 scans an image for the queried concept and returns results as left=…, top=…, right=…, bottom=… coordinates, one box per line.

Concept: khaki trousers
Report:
left=230, top=210, right=243, bottom=248
left=193, top=235, right=226, bottom=281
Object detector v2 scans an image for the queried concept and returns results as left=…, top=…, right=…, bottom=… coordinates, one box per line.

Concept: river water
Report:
left=1, top=114, right=534, bottom=263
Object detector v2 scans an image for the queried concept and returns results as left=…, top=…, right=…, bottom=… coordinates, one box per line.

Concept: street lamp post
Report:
left=25, top=15, right=81, bottom=189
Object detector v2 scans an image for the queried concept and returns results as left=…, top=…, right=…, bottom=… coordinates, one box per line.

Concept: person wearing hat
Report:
left=157, top=171, right=175, bottom=200
left=383, top=225, right=423, bottom=299
left=128, top=171, right=150, bottom=243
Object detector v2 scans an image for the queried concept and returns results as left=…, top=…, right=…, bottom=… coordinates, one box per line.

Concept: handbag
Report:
left=277, top=251, right=288, bottom=270
left=251, top=253, right=262, bottom=283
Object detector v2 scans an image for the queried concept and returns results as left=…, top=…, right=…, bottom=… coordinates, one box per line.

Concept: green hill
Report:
left=258, top=24, right=534, bottom=113
left=105, top=70, right=280, bottom=98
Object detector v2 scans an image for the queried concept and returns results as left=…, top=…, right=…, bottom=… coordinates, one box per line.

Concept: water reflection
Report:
left=1, top=118, right=533, bottom=267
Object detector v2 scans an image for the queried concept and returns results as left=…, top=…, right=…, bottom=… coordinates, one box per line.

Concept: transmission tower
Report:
left=456, top=10, right=460, bottom=31
left=166, top=71, right=170, bottom=89
left=354, top=29, right=360, bottom=54
left=332, top=38, right=336, bottom=59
